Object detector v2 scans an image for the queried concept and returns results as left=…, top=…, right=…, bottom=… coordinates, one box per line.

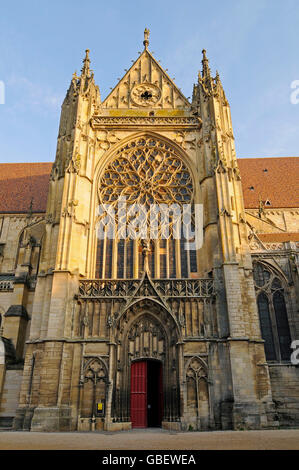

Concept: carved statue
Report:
left=141, top=239, right=152, bottom=273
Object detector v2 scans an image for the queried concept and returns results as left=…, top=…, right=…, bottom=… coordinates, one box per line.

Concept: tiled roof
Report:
left=238, top=157, right=299, bottom=209
left=0, top=157, right=298, bottom=213
left=258, top=232, right=299, bottom=243
left=0, top=162, right=52, bottom=213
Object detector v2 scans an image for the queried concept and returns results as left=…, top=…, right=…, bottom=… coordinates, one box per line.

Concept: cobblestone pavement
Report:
left=0, top=428, right=299, bottom=450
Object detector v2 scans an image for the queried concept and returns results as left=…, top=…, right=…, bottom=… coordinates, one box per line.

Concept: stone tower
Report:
left=14, top=30, right=277, bottom=432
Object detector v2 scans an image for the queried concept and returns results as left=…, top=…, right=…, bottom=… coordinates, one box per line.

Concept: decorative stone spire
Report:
left=143, top=28, right=150, bottom=49
left=214, top=69, right=228, bottom=104
left=202, top=49, right=211, bottom=79
left=78, top=48, right=98, bottom=95
left=81, top=49, right=91, bottom=77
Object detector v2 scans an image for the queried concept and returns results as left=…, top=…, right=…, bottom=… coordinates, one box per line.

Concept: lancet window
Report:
left=253, top=262, right=292, bottom=362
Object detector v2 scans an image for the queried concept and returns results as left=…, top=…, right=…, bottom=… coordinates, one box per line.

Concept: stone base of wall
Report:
left=77, top=417, right=105, bottom=431
left=23, top=408, right=36, bottom=430
left=180, top=417, right=201, bottom=432
left=162, top=421, right=181, bottom=431
left=232, top=401, right=276, bottom=430
left=269, top=364, right=299, bottom=428
left=0, top=367, right=23, bottom=426
left=220, top=400, right=234, bottom=430
left=30, top=406, right=73, bottom=432
left=13, top=407, right=26, bottom=430
left=14, top=407, right=37, bottom=431
left=104, top=421, right=132, bottom=432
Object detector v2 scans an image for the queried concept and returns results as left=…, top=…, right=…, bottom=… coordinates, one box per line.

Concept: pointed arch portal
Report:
left=110, top=301, right=181, bottom=426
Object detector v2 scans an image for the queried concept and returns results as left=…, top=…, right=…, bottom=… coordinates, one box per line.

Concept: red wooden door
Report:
left=130, top=361, right=147, bottom=428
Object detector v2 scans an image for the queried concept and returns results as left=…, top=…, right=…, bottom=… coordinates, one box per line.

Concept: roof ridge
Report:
left=0, top=157, right=298, bottom=165
left=0, top=162, right=53, bottom=165
left=238, top=156, right=299, bottom=160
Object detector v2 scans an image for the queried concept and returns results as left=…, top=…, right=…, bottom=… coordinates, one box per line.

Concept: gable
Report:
left=102, top=49, right=190, bottom=110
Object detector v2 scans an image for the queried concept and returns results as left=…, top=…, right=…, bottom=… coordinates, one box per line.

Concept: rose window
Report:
left=98, top=137, right=193, bottom=208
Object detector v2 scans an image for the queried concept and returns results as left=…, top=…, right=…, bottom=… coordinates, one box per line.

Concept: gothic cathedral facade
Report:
left=0, top=31, right=299, bottom=432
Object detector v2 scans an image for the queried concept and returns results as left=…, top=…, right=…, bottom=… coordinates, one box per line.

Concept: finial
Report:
left=201, top=49, right=211, bottom=79
left=81, top=49, right=91, bottom=76
left=143, top=28, right=150, bottom=49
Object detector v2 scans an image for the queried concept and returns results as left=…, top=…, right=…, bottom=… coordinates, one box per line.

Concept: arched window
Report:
left=257, top=293, right=276, bottom=361
left=253, top=262, right=292, bottom=362
left=273, top=290, right=291, bottom=360
left=95, top=136, right=197, bottom=279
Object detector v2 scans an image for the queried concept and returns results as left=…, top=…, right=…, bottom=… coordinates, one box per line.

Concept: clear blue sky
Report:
left=0, top=0, right=298, bottom=163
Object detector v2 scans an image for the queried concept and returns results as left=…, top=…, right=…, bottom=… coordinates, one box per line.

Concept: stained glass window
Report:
left=253, top=262, right=292, bottom=362
left=96, top=137, right=197, bottom=279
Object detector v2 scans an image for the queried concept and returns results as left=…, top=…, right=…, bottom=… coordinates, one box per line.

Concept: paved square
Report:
left=0, top=429, right=299, bottom=450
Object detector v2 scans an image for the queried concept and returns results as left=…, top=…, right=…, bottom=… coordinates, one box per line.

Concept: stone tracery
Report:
left=98, top=137, right=193, bottom=208
left=96, top=136, right=197, bottom=279
left=253, top=261, right=292, bottom=362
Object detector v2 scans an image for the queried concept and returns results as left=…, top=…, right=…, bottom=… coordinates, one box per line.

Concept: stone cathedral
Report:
left=0, top=30, right=299, bottom=432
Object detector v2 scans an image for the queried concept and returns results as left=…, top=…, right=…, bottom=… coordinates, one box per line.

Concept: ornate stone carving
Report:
left=186, top=356, right=208, bottom=382
left=264, top=243, right=284, bottom=251
left=66, top=153, right=81, bottom=174
left=127, top=315, right=165, bottom=360
left=102, top=46, right=190, bottom=110
left=96, top=130, right=121, bottom=150
left=83, top=357, right=107, bottom=384
left=130, top=82, right=161, bottom=107
left=174, top=131, right=196, bottom=150
left=219, top=208, right=231, bottom=217
left=45, top=213, right=54, bottom=225
left=78, top=278, right=214, bottom=300
left=98, top=136, right=193, bottom=210
left=91, top=115, right=200, bottom=129
left=185, top=356, right=209, bottom=429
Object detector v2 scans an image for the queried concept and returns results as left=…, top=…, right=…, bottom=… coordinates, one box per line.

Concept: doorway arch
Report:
left=111, top=300, right=181, bottom=426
